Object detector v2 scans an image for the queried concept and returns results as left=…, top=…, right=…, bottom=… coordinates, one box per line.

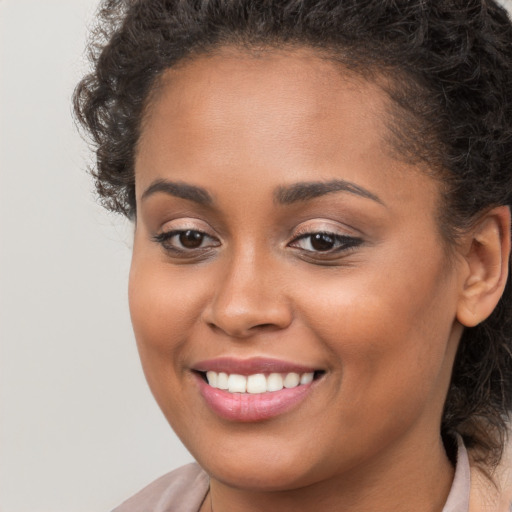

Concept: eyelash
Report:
left=288, top=231, right=363, bottom=254
left=153, top=229, right=220, bottom=254
left=153, top=229, right=363, bottom=258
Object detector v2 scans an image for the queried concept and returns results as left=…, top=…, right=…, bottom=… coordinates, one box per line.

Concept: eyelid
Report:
left=152, top=229, right=221, bottom=260
left=290, top=219, right=359, bottom=239
left=286, top=219, right=364, bottom=256
left=158, top=217, right=216, bottom=233
left=153, top=228, right=218, bottom=243
left=151, top=217, right=222, bottom=256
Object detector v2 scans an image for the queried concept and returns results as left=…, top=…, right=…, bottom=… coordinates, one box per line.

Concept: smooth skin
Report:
left=129, top=48, right=510, bottom=512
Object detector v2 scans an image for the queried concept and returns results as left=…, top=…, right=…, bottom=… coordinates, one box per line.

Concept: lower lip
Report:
left=196, top=374, right=315, bottom=422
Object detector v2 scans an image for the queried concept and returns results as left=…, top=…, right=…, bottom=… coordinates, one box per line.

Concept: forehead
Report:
left=151, top=47, right=380, bottom=113
left=136, top=47, right=437, bottom=213
left=138, top=48, right=390, bottom=171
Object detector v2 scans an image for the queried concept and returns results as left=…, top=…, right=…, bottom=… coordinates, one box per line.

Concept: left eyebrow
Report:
left=274, top=180, right=385, bottom=206
left=140, top=179, right=212, bottom=205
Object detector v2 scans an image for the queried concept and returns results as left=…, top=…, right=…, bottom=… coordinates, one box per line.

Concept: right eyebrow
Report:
left=275, top=179, right=385, bottom=206
left=140, top=179, right=212, bottom=205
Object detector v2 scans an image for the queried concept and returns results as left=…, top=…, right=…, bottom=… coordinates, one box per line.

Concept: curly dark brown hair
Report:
left=74, top=0, right=512, bottom=469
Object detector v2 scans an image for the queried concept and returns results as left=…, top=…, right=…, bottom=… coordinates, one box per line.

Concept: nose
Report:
left=202, top=250, right=293, bottom=339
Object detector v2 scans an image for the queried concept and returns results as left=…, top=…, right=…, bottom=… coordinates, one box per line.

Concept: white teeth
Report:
left=217, top=372, right=229, bottom=390
left=206, top=371, right=217, bottom=387
left=300, top=372, right=314, bottom=385
left=247, top=373, right=267, bottom=394
left=228, top=374, right=247, bottom=393
left=204, top=370, right=317, bottom=394
left=283, top=372, right=300, bottom=388
left=267, top=373, right=284, bottom=392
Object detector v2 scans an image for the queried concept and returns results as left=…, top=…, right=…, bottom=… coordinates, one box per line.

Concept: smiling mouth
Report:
left=196, top=370, right=325, bottom=394
left=195, top=369, right=325, bottom=422
left=192, top=357, right=326, bottom=421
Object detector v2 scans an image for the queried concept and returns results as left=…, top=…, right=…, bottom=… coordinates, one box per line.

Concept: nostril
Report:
left=202, top=286, right=294, bottom=337
left=250, top=323, right=277, bottom=331
left=206, top=319, right=287, bottom=338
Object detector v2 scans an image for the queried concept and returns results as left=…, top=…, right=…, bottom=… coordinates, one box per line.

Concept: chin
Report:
left=186, top=432, right=332, bottom=492
left=203, top=455, right=321, bottom=492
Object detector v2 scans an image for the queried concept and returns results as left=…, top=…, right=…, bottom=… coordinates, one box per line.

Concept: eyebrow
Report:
left=140, top=177, right=384, bottom=208
left=275, top=180, right=384, bottom=206
left=141, top=179, right=212, bottom=205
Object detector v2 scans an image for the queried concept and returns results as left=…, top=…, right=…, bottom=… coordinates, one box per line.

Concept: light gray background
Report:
left=0, top=2, right=193, bottom=511
left=1, top=1, right=511, bottom=511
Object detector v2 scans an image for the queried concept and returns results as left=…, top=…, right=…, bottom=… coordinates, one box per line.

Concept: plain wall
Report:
left=0, top=2, right=193, bottom=512
left=1, top=1, right=511, bottom=511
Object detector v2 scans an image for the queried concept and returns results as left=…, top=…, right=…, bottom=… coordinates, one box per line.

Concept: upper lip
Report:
left=192, top=357, right=319, bottom=375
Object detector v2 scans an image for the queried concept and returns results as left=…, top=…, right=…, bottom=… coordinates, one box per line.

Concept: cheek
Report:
left=128, top=254, right=207, bottom=428
left=295, top=253, right=458, bottom=417
left=127, top=243, right=208, bottom=397
left=129, top=247, right=208, bottom=351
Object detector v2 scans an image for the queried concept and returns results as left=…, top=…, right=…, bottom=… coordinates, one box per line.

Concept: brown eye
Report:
left=310, top=233, right=335, bottom=251
left=153, top=228, right=220, bottom=255
left=179, top=230, right=205, bottom=248
left=289, top=231, right=362, bottom=255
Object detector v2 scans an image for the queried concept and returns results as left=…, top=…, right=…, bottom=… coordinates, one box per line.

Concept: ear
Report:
left=457, top=206, right=511, bottom=327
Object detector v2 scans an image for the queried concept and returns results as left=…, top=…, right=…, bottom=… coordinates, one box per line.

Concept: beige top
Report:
left=112, top=439, right=512, bottom=512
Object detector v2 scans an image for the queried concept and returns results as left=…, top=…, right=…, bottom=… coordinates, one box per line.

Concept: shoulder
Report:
left=444, top=435, right=511, bottom=512
left=112, top=463, right=209, bottom=512
left=468, top=439, right=512, bottom=512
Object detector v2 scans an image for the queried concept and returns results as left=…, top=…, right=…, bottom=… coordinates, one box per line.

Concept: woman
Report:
left=74, top=1, right=512, bottom=510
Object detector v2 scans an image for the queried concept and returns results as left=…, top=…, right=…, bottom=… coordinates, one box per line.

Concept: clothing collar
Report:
left=442, top=436, right=471, bottom=512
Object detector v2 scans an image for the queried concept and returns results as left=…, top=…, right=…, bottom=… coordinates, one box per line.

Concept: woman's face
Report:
left=130, top=49, right=464, bottom=491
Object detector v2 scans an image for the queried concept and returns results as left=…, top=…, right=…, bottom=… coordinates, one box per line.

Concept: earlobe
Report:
left=457, top=206, right=511, bottom=328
